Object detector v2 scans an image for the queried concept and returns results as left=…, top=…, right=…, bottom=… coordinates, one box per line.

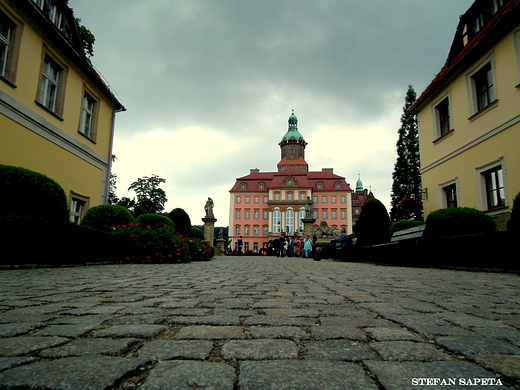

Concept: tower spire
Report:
left=278, top=110, right=308, bottom=172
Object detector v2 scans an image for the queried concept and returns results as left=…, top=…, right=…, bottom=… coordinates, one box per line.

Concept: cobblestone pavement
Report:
left=0, top=257, right=519, bottom=390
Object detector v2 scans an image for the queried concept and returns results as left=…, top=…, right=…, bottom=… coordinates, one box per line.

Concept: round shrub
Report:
left=136, top=214, right=174, bottom=230
left=425, top=207, right=496, bottom=237
left=81, top=205, right=134, bottom=232
left=0, top=165, right=68, bottom=222
left=355, top=198, right=391, bottom=246
left=167, top=208, right=192, bottom=236
left=191, top=226, right=205, bottom=240
left=389, top=220, right=425, bottom=236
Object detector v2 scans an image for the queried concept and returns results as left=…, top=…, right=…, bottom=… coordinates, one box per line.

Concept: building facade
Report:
left=229, top=111, right=361, bottom=252
left=0, top=0, right=124, bottom=223
left=410, top=0, right=520, bottom=230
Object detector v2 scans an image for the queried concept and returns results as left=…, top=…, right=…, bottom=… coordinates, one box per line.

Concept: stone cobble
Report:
left=0, top=257, right=518, bottom=389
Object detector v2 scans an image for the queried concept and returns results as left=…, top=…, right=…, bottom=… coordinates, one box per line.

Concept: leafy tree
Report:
left=390, top=85, right=422, bottom=221
left=128, top=174, right=167, bottom=216
left=108, top=155, right=119, bottom=205
left=508, top=191, right=520, bottom=234
left=75, top=18, right=95, bottom=58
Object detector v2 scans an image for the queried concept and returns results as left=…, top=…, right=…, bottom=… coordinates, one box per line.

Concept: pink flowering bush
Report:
left=184, top=236, right=214, bottom=261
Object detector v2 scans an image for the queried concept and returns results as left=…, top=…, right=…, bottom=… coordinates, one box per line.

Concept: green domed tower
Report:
left=278, top=110, right=308, bottom=172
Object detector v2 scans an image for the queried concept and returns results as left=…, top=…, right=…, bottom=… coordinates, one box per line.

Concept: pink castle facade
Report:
left=229, top=111, right=373, bottom=253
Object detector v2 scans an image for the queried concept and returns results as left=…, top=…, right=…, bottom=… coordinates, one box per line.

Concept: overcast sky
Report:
left=68, top=0, right=474, bottom=225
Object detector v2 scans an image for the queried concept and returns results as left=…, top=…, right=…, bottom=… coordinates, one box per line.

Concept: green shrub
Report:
left=81, top=205, right=134, bottom=232
left=114, top=224, right=189, bottom=263
left=0, top=165, right=68, bottom=222
left=355, top=198, right=391, bottom=246
left=425, top=207, right=496, bottom=238
left=186, top=237, right=213, bottom=261
left=389, top=220, right=425, bottom=236
left=507, top=191, right=520, bottom=234
left=191, top=227, right=205, bottom=240
left=136, top=214, right=174, bottom=230
left=167, top=208, right=192, bottom=236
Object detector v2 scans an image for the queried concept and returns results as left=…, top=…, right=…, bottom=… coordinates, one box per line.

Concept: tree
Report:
left=390, top=85, right=423, bottom=221
left=354, top=198, right=391, bottom=247
left=108, top=155, right=119, bottom=205
left=75, top=18, right=95, bottom=58
left=128, top=174, right=167, bottom=216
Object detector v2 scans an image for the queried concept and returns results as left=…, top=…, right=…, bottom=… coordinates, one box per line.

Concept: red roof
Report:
left=410, top=0, right=520, bottom=113
left=229, top=168, right=352, bottom=193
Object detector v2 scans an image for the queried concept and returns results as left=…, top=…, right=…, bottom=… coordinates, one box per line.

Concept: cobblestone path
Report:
left=0, top=257, right=518, bottom=389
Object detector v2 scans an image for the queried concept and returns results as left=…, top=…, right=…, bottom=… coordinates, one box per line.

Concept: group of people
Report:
left=270, top=234, right=313, bottom=258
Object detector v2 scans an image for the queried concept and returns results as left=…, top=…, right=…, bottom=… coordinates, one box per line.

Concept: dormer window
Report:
left=240, top=182, right=247, bottom=190
left=316, top=182, right=323, bottom=190
left=258, top=182, right=265, bottom=190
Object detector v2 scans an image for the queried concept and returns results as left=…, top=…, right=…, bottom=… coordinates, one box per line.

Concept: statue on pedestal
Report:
left=305, top=197, right=314, bottom=219
left=204, top=197, right=215, bottom=219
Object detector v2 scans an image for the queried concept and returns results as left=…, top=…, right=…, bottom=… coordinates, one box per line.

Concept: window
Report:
left=32, top=0, right=44, bottom=9
left=263, top=210, right=268, bottom=219
left=434, top=96, right=451, bottom=137
left=341, top=210, right=347, bottom=219
left=253, top=226, right=259, bottom=236
left=39, top=55, right=66, bottom=115
left=235, top=226, right=240, bottom=235
left=258, top=182, right=265, bottom=190
left=322, top=210, right=328, bottom=219
left=274, top=192, right=280, bottom=201
left=273, top=210, right=281, bottom=233
left=254, top=210, right=259, bottom=219
left=254, top=196, right=259, bottom=203
left=244, top=226, right=250, bottom=235
left=468, top=60, right=496, bottom=115
left=245, top=210, right=250, bottom=219
left=492, top=0, right=504, bottom=14
left=0, top=13, right=12, bottom=78
left=316, top=182, right=323, bottom=189
left=236, top=196, right=241, bottom=203
left=299, top=209, right=305, bottom=232
left=443, top=183, right=458, bottom=208
left=240, top=183, right=247, bottom=190
left=287, top=192, right=293, bottom=201
left=47, top=2, right=62, bottom=28
left=300, top=192, right=306, bottom=200
left=340, top=196, right=346, bottom=203
left=253, top=242, right=258, bottom=252
left=331, top=210, right=337, bottom=219
left=0, top=10, right=20, bottom=85
left=334, top=182, right=342, bottom=189
left=235, top=210, right=241, bottom=219
left=286, top=209, right=294, bottom=235
left=331, top=196, right=337, bottom=203
left=263, top=225, right=268, bottom=235
left=79, top=91, right=97, bottom=140
left=483, top=166, right=505, bottom=209
left=245, top=196, right=250, bottom=203
left=263, top=196, right=268, bottom=203
left=322, top=196, right=327, bottom=203
left=313, top=196, right=318, bottom=203
left=69, top=195, right=88, bottom=224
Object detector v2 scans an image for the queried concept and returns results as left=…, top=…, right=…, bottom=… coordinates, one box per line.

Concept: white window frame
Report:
left=79, top=90, right=98, bottom=140
left=475, top=157, right=506, bottom=211
left=69, top=194, right=89, bottom=224
left=438, top=178, right=459, bottom=209
left=38, top=53, right=66, bottom=116
left=431, top=92, right=452, bottom=140
left=466, top=55, right=497, bottom=118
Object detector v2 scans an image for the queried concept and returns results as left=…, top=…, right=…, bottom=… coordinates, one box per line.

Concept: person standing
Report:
left=294, top=237, right=302, bottom=257
left=237, top=236, right=243, bottom=255
left=303, top=235, right=313, bottom=258
left=279, top=234, right=286, bottom=258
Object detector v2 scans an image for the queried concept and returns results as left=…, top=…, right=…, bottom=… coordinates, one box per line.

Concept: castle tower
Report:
left=277, top=110, right=308, bottom=172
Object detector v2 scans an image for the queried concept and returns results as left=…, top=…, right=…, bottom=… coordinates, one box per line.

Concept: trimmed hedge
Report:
left=0, top=165, right=68, bottom=222
left=81, top=205, right=135, bottom=232
left=355, top=199, right=391, bottom=246
left=425, top=207, right=496, bottom=238
left=136, top=214, right=174, bottom=230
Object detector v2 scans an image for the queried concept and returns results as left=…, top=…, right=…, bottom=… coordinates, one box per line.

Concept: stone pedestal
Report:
left=202, top=217, right=216, bottom=247
left=301, top=218, right=316, bottom=239
left=215, top=238, right=226, bottom=256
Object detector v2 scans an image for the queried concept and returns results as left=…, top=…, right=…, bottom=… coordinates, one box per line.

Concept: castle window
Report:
left=258, top=182, right=265, bottom=190
left=316, top=182, right=323, bottom=189
left=240, top=182, right=247, bottom=190
left=434, top=96, right=451, bottom=138
left=467, top=58, right=496, bottom=116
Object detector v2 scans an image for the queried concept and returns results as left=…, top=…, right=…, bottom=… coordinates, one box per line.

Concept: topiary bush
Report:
left=507, top=191, right=520, bottom=234
left=167, top=208, right=192, bottom=236
left=81, top=205, right=134, bottom=232
left=191, top=227, right=205, bottom=240
left=388, top=220, right=425, bottom=236
left=136, top=214, right=174, bottom=230
left=354, top=198, right=391, bottom=246
left=0, top=165, right=68, bottom=222
left=425, top=207, right=496, bottom=237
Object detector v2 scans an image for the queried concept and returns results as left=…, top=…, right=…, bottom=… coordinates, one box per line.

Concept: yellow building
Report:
left=410, top=0, right=520, bottom=230
left=0, top=0, right=124, bottom=223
